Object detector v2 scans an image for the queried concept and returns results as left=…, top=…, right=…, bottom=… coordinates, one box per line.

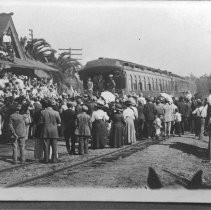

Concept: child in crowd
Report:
left=174, top=108, right=182, bottom=137
left=153, top=114, right=162, bottom=141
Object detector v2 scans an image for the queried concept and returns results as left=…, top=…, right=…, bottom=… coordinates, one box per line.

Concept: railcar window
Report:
left=130, top=75, right=133, bottom=91
left=156, top=79, right=158, bottom=91
left=144, top=78, right=147, bottom=91
left=148, top=83, right=151, bottom=91
left=134, top=76, right=137, bottom=90
left=139, top=81, right=143, bottom=91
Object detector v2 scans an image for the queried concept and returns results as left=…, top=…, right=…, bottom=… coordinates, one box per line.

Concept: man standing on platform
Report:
left=39, top=98, right=61, bottom=163
left=177, top=96, right=186, bottom=135
left=9, top=103, right=27, bottom=164
left=144, top=97, right=157, bottom=139
left=107, top=74, right=116, bottom=93
left=62, top=101, right=77, bottom=155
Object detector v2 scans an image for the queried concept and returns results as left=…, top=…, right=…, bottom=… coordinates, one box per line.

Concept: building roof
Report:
left=0, top=13, right=12, bottom=37
left=0, top=12, right=58, bottom=75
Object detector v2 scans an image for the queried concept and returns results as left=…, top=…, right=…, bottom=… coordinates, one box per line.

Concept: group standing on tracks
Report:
left=0, top=72, right=211, bottom=165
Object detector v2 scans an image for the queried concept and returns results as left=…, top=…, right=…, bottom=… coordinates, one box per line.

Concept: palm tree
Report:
left=24, top=38, right=57, bottom=63
left=21, top=37, right=83, bottom=93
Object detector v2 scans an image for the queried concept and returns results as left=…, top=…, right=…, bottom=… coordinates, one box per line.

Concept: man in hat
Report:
left=107, top=74, right=116, bottom=93
left=8, top=103, right=27, bottom=164
left=84, top=95, right=96, bottom=116
left=144, top=97, right=157, bottom=139
left=97, top=75, right=105, bottom=94
left=75, top=96, right=83, bottom=115
left=39, top=98, right=61, bottom=163
left=177, top=96, right=186, bottom=135
left=87, top=77, right=93, bottom=96
left=76, top=105, right=92, bottom=155
left=62, top=101, right=77, bottom=155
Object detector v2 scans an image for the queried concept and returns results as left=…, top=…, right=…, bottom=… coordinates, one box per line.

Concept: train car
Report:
left=78, top=58, right=197, bottom=97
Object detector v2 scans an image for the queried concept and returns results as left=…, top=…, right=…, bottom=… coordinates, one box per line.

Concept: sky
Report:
left=1, top=0, right=211, bottom=77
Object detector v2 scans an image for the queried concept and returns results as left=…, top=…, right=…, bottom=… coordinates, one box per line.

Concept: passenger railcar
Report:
left=78, top=58, right=196, bottom=97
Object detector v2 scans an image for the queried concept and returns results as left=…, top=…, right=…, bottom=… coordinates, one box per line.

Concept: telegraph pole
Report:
left=58, top=48, right=82, bottom=60
left=29, top=29, right=33, bottom=41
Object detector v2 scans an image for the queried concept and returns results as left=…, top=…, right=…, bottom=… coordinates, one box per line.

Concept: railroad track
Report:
left=0, top=152, right=69, bottom=174
left=5, top=138, right=162, bottom=188
left=0, top=139, right=75, bottom=174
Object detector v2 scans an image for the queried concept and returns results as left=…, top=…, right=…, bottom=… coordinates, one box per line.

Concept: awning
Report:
left=0, top=57, right=59, bottom=78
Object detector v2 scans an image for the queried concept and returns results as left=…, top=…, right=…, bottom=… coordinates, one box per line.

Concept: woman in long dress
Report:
left=20, top=102, right=31, bottom=140
left=91, top=100, right=109, bottom=149
left=33, top=100, right=45, bottom=161
left=109, top=104, right=125, bottom=148
left=123, top=100, right=136, bottom=144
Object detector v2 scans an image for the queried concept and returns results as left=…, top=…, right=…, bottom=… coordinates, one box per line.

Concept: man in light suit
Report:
left=9, top=103, right=27, bottom=164
left=39, top=98, right=61, bottom=163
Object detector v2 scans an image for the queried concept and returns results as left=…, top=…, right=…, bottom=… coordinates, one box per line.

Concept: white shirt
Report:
left=175, top=112, right=182, bottom=122
left=91, top=110, right=109, bottom=122
left=123, top=107, right=135, bottom=120
left=154, top=117, right=162, bottom=129
left=131, top=106, right=138, bottom=119
left=192, top=105, right=207, bottom=118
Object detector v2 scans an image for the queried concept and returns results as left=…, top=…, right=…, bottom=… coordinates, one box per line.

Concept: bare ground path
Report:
left=0, top=133, right=211, bottom=188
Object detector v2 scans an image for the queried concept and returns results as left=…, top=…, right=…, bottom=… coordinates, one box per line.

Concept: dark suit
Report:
left=40, top=107, right=61, bottom=163
left=185, top=102, right=192, bottom=131
left=62, top=108, right=77, bottom=153
left=144, top=102, right=156, bottom=138
left=177, top=101, right=186, bottom=134
left=85, top=101, right=96, bottom=116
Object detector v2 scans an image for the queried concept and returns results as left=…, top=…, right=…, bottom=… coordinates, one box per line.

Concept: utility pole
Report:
left=58, top=48, right=82, bottom=60
left=29, top=29, right=33, bottom=41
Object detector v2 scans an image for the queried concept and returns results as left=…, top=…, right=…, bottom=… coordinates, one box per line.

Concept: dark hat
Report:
left=115, top=103, right=123, bottom=111
left=67, top=101, right=77, bottom=108
left=124, top=100, right=132, bottom=106
left=146, top=97, right=152, bottom=102
left=12, top=102, right=22, bottom=111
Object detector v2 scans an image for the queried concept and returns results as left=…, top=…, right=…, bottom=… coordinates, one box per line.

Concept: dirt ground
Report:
left=20, top=133, right=211, bottom=188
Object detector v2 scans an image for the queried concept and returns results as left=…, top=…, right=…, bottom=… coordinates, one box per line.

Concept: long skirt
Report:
left=92, top=119, right=107, bottom=149
left=109, top=122, right=124, bottom=148
left=125, top=117, right=136, bottom=144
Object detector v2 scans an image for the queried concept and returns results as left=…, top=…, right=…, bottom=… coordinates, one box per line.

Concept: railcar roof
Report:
left=79, top=57, right=184, bottom=80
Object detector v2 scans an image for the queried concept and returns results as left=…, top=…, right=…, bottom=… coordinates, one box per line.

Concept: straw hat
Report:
left=82, top=105, right=89, bottom=112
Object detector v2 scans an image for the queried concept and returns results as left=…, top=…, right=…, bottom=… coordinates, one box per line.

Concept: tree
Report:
left=21, top=37, right=83, bottom=93
left=186, top=73, right=211, bottom=98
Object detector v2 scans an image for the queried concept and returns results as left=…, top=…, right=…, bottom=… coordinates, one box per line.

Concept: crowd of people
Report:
left=0, top=71, right=211, bottom=165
